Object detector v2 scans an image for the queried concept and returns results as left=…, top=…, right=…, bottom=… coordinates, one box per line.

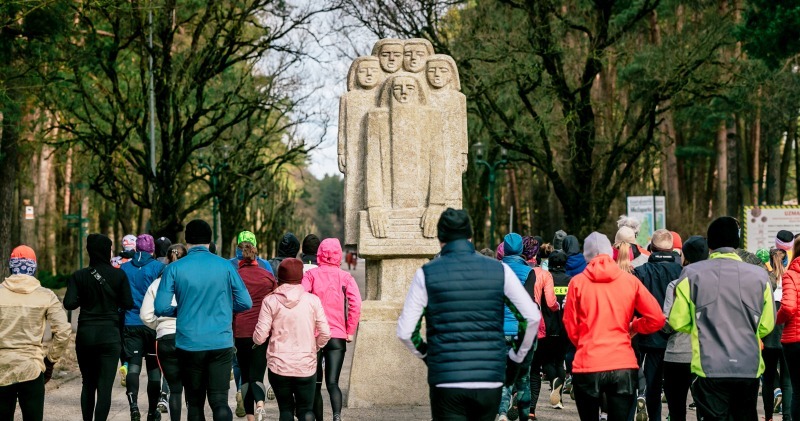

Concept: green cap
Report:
left=237, top=231, right=257, bottom=247
left=756, top=248, right=770, bottom=264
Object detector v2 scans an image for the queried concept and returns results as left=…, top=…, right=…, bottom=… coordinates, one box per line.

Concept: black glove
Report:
left=43, top=358, right=55, bottom=384
left=504, top=356, right=521, bottom=387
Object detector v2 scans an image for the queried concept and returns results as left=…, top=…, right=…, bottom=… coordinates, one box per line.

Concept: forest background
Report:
left=1, top=0, right=799, bottom=281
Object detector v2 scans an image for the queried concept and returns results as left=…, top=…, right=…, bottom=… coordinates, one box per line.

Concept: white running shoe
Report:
left=255, top=406, right=267, bottom=421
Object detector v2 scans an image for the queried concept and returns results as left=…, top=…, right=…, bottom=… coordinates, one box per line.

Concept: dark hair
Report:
left=240, top=241, right=257, bottom=261
left=167, top=244, right=188, bottom=263
left=479, top=248, right=495, bottom=258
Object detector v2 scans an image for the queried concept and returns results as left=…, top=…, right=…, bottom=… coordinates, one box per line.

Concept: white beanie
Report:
left=614, top=226, right=637, bottom=244
left=584, top=232, right=613, bottom=261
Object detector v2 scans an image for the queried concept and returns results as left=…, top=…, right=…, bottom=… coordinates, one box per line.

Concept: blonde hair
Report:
left=240, top=241, right=257, bottom=262
left=771, top=250, right=786, bottom=284
left=614, top=241, right=634, bottom=273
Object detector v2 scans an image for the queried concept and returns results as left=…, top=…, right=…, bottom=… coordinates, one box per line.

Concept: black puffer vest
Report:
left=423, top=239, right=506, bottom=385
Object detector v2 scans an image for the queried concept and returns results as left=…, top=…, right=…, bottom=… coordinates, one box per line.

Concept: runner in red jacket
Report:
left=563, top=232, right=665, bottom=421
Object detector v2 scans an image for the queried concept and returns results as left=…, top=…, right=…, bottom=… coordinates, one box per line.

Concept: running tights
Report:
left=156, top=335, right=183, bottom=421
left=763, top=347, right=793, bottom=421
left=126, top=359, right=161, bottom=415
left=313, top=338, right=346, bottom=420
left=177, top=347, right=233, bottom=421
left=269, top=371, right=316, bottom=421
left=76, top=340, right=121, bottom=421
left=662, top=361, right=693, bottom=421
left=782, top=342, right=800, bottom=420
left=235, top=338, right=268, bottom=415
left=0, top=373, right=44, bottom=421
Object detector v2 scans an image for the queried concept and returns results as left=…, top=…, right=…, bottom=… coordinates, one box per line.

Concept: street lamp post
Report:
left=473, top=142, right=508, bottom=249
left=198, top=161, right=228, bottom=245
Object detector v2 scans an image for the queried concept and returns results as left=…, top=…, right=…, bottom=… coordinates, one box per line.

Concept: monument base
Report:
left=347, top=301, right=429, bottom=408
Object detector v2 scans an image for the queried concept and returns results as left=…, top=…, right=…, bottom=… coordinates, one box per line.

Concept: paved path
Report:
left=13, top=259, right=773, bottom=420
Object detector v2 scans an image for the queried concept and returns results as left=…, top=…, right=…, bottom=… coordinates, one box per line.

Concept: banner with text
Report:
left=743, top=206, right=800, bottom=252
left=626, top=196, right=666, bottom=247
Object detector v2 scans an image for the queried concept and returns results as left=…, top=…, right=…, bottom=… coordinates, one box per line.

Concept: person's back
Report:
left=229, top=230, right=274, bottom=275
left=563, top=235, right=587, bottom=276
left=563, top=232, right=664, bottom=421
left=121, top=250, right=165, bottom=327
left=669, top=217, right=774, bottom=420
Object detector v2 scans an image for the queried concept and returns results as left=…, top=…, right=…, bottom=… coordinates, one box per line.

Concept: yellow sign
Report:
left=554, top=286, right=568, bottom=295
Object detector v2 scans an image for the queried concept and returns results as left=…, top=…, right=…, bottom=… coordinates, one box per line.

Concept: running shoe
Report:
left=600, top=413, right=608, bottom=421
left=332, top=414, right=342, bottom=421
left=146, top=411, right=161, bottom=421
left=119, top=363, right=128, bottom=387
left=563, top=375, right=572, bottom=393
left=498, top=415, right=509, bottom=421
left=774, top=388, right=783, bottom=414
left=635, top=396, right=648, bottom=421
left=552, top=402, right=564, bottom=410
left=550, top=377, right=564, bottom=406
left=528, top=415, right=536, bottom=421
left=235, top=391, right=245, bottom=417
left=507, top=393, right=519, bottom=420
left=688, top=401, right=696, bottom=410
left=255, top=406, right=267, bottom=421
left=267, top=386, right=275, bottom=400
left=130, top=408, right=141, bottom=421
left=157, top=397, right=168, bottom=413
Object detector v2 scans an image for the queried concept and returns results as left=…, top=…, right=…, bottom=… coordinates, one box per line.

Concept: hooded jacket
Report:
left=234, top=259, right=277, bottom=338
left=778, top=258, right=800, bottom=343
left=253, top=283, right=331, bottom=377
left=268, top=233, right=301, bottom=275
left=563, top=254, right=665, bottom=373
left=563, top=235, right=588, bottom=276
left=302, top=239, right=362, bottom=339
left=0, top=274, right=72, bottom=386
left=139, top=277, right=176, bottom=339
left=64, top=234, right=134, bottom=331
left=501, top=234, right=535, bottom=336
left=121, top=251, right=166, bottom=327
left=633, top=251, right=683, bottom=349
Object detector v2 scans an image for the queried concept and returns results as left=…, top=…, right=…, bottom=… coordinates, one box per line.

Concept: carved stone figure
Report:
left=372, top=39, right=404, bottom=74
left=365, top=75, right=445, bottom=239
left=426, top=54, right=468, bottom=208
left=339, top=56, right=384, bottom=246
left=402, top=38, right=434, bottom=73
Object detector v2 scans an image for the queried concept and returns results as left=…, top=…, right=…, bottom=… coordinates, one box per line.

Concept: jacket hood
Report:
left=317, top=238, right=343, bottom=267
left=1, top=274, right=40, bottom=294
left=549, top=250, right=567, bottom=268
left=563, top=235, right=581, bottom=256
left=789, top=256, right=800, bottom=273
left=583, top=254, right=624, bottom=283
left=277, top=233, right=300, bottom=258
left=131, top=252, right=156, bottom=268
left=503, top=233, right=524, bottom=256
left=274, top=283, right=305, bottom=309
left=87, top=234, right=113, bottom=266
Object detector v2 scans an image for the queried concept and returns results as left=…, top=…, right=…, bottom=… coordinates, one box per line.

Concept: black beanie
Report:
left=549, top=250, right=567, bottom=268
left=777, top=230, right=794, bottom=243
left=437, top=208, right=473, bottom=243
left=707, top=217, right=740, bottom=250
left=185, top=219, right=212, bottom=245
left=682, top=235, right=709, bottom=264
left=302, top=234, right=321, bottom=256
left=155, top=237, right=172, bottom=258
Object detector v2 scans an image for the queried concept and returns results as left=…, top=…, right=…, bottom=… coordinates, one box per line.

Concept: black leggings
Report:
left=76, top=335, right=121, bottom=421
left=156, top=335, right=183, bottom=421
left=530, top=337, right=567, bottom=413
left=783, top=342, right=800, bottom=420
left=662, top=361, right=693, bottom=421
left=177, top=347, right=233, bottom=421
left=573, top=369, right=637, bottom=421
left=269, top=370, right=316, bottom=421
left=763, top=347, right=793, bottom=421
left=235, top=337, right=268, bottom=415
left=313, top=338, right=346, bottom=419
left=0, top=373, right=44, bottom=421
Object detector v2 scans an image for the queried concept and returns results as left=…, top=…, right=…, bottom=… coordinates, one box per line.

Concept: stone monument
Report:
left=340, top=39, right=467, bottom=407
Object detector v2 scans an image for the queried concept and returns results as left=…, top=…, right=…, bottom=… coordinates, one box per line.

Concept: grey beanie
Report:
left=583, top=232, right=613, bottom=261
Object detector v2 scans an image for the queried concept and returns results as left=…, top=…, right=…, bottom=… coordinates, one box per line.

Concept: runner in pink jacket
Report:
left=302, top=238, right=362, bottom=421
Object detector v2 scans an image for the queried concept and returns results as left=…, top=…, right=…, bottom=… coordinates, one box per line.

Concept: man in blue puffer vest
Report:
left=397, top=209, right=541, bottom=421
left=120, top=234, right=166, bottom=421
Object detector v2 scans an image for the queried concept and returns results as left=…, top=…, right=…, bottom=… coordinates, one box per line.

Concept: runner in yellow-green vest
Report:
left=668, top=216, right=775, bottom=420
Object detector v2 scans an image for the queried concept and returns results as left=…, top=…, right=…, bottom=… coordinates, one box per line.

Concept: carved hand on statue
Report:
left=368, top=206, right=389, bottom=238
left=338, top=154, right=346, bottom=173
left=421, top=205, right=444, bottom=238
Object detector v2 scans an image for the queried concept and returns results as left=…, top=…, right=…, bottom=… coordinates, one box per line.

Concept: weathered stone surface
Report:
left=339, top=39, right=466, bottom=253
left=341, top=39, right=467, bottom=407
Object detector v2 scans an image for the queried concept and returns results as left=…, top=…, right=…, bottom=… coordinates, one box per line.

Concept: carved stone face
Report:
left=403, top=44, right=428, bottom=72
left=392, top=77, right=417, bottom=104
left=379, top=44, right=403, bottom=73
left=357, top=61, right=380, bottom=89
left=426, top=60, right=452, bottom=89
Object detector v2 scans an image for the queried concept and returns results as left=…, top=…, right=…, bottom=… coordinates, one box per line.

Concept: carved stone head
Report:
left=375, top=41, right=404, bottom=74
left=347, top=57, right=382, bottom=91
left=379, top=75, right=428, bottom=107
left=392, top=76, right=418, bottom=104
left=425, top=54, right=461, bottom=90
left=403, top=41, right=431, bottom=73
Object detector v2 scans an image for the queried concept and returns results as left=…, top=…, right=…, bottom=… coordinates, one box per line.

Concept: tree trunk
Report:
left=726, top=127, right=739, bottom=217
left=0, top=105, right=21, bottom=276
left=716, top=120, right=728, bottom=216
left=767, top=129, right=781, bottom=204
left=752, top=86, right=762, bottom=205
left=780, top=117, right=796, bottom=203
